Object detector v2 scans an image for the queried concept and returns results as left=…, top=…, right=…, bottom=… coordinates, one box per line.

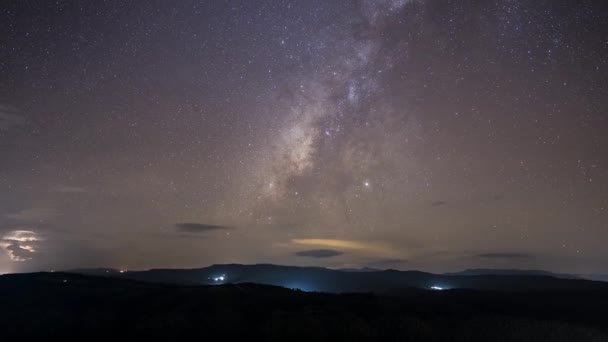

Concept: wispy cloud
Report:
left=0, top=105, right=27, bottom=131
left=175, top=223, right=230, bottom=233
left=54, top=185, right=87, bottom=193
left=291, top=238, right=398, bottom=257
left=5, top=208, right=62, bottom=222
left=476, top=252, right=532, bottom=259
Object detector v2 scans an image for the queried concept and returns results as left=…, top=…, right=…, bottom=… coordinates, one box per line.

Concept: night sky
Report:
left=1, top=0, right=607, bottom=275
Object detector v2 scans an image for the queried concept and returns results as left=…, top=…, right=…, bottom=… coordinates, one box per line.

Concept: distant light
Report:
left=430, top=286, right=444, bottom=291
left=119, top=269, right=126, bottom=273
left=212, top=274, right=226, bottom=282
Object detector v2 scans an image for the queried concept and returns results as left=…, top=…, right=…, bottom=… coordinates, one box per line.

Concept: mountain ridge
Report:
left=64, top=264, right=608, bottom=293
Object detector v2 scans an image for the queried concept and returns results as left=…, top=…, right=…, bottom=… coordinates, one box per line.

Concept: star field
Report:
left=1, top=0, right=607, bottom=274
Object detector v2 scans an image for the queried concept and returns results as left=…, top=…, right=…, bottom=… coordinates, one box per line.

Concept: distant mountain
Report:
left=67, top=264, right=608, bottom=293
left=66, top=268, right=124, bottom=276
left=445, top=268, right=581, bottom=279
left=581, top=274, right=608, bottom=282
left=337, top=267, right=381, bottom=272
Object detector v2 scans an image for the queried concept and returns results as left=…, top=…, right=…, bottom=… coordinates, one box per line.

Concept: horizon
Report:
left=2, top=263, right=607, bottom=278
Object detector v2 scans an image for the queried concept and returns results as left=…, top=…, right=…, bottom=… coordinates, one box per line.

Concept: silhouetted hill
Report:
left=69, top=264, right=608, bottom=293
left=583, top=274, right=608, bottom=282
left=1, top=272, right=608, bottom=341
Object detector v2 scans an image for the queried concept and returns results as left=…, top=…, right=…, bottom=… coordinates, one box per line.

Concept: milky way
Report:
left=1, top=0, right=607, bottom=274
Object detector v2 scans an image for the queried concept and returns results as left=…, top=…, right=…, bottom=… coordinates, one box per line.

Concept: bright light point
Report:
left=212, top=274, right=226, bottom=282
left=364, top=181, right=370, bottom=187
left=430, top=286, right=444, bottom=291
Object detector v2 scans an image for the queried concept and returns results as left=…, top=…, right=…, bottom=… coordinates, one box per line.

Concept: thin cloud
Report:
left=0, top=105, right=27, bottom=131
left=291, top=238, right=399, bottom=257
left=175, top=223, right=230, bottom=233
left=55, top=185, right=87, bottom=193
left=476, top=252, right=532, bottom=259
left=5, top=208, right=62, bottom=222
left=295, top=249, right=343, bottom=258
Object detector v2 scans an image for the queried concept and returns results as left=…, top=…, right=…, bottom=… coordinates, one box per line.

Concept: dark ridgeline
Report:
left=0, top=267, right=607, bottom=341
left=70, top=263, right=608, bottom=292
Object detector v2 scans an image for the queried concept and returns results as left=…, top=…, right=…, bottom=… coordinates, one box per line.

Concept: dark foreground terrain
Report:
left=1, top=272, right=608, bottom=341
